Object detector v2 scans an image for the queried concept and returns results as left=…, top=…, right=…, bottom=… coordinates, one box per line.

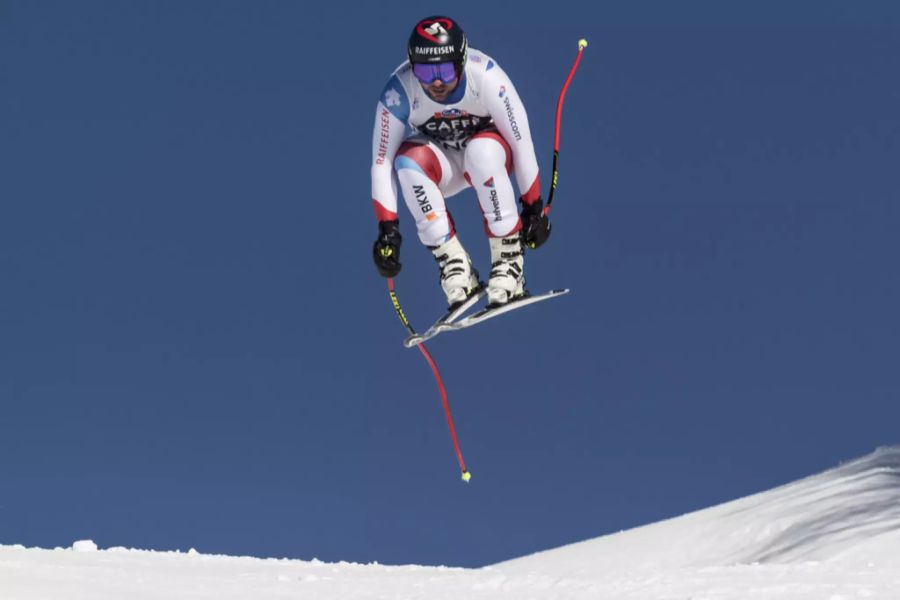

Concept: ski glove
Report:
left=521, top=198, right=551, bottom=249
left=373, top=219, right=402, bottom=277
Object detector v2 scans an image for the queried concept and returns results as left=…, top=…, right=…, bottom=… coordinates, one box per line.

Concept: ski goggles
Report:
left=412, top=62, right=459, bottom=85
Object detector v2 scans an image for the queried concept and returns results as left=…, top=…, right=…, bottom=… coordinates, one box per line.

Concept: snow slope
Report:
left=498, top=445, right=900, bottom=575
left=2, top=447, right=899, bottom=599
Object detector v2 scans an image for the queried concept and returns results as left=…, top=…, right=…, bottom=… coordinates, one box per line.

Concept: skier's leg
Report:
left=463, top=132, right=525, bottom=305
left=463, top=131, right=521, bottom=239
left=395, top=141, right=478, bottom=307
left=395, top=141, right=452, bottom=246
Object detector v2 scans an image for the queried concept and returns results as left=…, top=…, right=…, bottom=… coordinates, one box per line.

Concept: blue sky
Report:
left=1, top=1, right=899, bottom=568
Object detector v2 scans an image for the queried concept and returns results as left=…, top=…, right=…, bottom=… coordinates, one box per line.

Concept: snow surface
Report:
left=2, top=447, right=900, bottom=599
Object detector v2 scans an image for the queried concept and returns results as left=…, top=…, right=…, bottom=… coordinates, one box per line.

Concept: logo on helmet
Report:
left=417, top=18, right=453, bottom=43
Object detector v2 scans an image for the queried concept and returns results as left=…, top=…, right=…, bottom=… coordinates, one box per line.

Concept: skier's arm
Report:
left=371, top=75, right=412, bottom=222
left=481, top=64, right=541, bottom=207
left=481, top=64, right=550, bottom=248
left=371, top=75, right=412, bottom=276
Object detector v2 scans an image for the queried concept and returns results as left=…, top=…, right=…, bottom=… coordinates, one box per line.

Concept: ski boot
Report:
left=430, top=236, right=480, bottom=309
left=487, top=232, right=526, bottom=307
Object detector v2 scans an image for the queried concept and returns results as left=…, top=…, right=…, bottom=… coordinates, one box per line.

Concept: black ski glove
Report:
left=521, top=198, right=551, bottom=249
left=372, top=219, right=402, bottom=277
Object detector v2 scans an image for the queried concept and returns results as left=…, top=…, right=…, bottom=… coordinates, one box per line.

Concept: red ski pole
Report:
left=545, top=39, right=588, bottom=216
left=387, top=278, right=471, bottom=482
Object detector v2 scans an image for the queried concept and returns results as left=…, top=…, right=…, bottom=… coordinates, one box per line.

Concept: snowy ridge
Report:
left=498, top=445, right=900, bottom=578
left=2, top=447, right=900, bottom=599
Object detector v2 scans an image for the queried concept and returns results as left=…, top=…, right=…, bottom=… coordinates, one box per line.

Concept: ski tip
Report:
left=403, top=335, right=426, bottom=348
left=461, top=470, right=472, bottom=483
left=578, top=38, right=588, bottom=49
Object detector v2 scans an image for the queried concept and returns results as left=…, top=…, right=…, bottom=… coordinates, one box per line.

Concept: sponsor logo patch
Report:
left=484, top=177, right=501, bottom=222
left=384, top=88, right=401, bottom=107
left=503, top=96, right=522, bottom=141
left=437, top=109, right=468, bottom=118
left=417, top=18, right=453, bottom=43
left=417, top=113, right=492, bottom=150
left=413, top=45, right=456, bottom=56
left=375, top=108, right=391, bottom=165
left=413, top=184, right=433, bottom=215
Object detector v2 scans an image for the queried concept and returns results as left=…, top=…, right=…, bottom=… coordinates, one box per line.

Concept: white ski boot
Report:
left=487, top=232, right=525, bottom=306
left=431, top=236, right=480, bottom=308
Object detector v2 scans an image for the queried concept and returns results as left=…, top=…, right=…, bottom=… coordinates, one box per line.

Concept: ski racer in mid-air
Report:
left=371, top=15, right=551, bottom=308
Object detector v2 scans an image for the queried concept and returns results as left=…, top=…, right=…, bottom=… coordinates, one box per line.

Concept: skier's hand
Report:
left=521, top=198, right=551, bottom=249
left=373, top=219, right=402, bottom=277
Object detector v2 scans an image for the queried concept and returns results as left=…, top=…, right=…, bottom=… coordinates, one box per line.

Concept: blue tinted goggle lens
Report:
left=413, top=62, right=458, bottom=84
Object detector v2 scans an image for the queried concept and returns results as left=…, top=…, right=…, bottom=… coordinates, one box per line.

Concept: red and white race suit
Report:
left=371, top=48, right=541, bottom=247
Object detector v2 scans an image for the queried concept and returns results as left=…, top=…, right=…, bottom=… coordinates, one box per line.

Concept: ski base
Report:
left=403, top=288, right=569, bottom=348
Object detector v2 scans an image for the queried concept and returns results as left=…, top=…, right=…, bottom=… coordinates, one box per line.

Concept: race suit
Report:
left=370, top=48, right=541, bottom=247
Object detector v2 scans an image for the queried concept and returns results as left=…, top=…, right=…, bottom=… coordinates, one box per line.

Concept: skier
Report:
left=371, top=16, right=551, bottom=308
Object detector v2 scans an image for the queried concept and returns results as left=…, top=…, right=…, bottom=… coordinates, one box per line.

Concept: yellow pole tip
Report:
left=461, top=471, right=472, bottom=482
left=578, top=39, right=588, bottom=49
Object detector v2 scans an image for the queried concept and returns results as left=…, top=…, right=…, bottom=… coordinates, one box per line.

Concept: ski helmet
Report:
left=407, top=16, right=467, bottom=66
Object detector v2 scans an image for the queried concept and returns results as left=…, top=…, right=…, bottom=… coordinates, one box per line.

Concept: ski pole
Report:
left=545, top=38, right=588, bottom=216
left=387, top=278, right=471, bottom=482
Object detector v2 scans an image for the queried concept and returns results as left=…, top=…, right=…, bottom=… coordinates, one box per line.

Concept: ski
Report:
left=402, top=286, right=488, bottom=348
left=404, top=288, right=570, bottom=347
